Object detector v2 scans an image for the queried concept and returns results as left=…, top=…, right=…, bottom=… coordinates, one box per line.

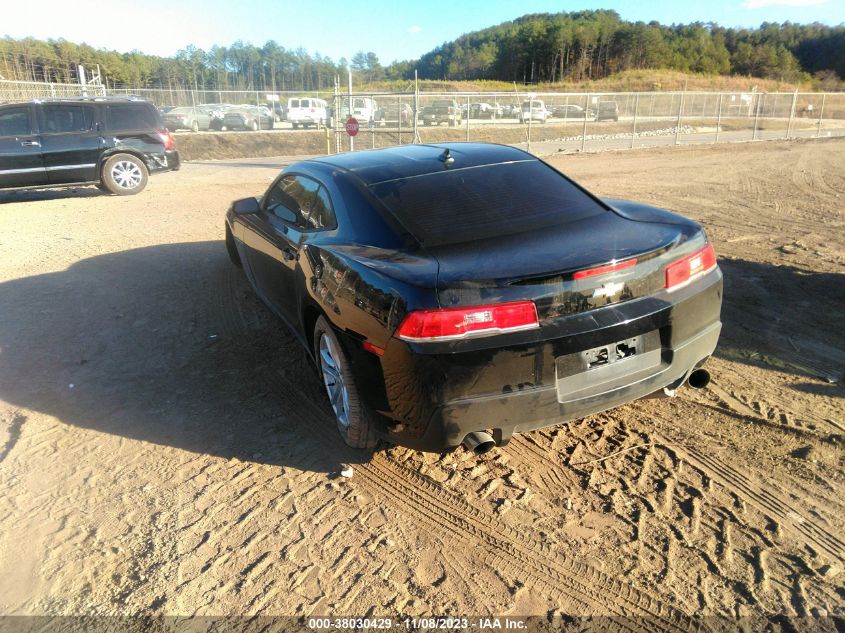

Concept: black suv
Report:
left=0, top=98, right=180, bottom=196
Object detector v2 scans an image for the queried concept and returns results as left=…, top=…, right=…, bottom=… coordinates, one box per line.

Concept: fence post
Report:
left=715, top=93, right=723, bottom=144
left=786, top=90, right=798, bottom=139
left=527, top=95, right=532, bottom=153
left=413, top=69, right=419, bottom=144
left=752, top=93, right=762, bottom=140
left=630, top=93, right=639, bottom=149
left=675, top=91, right=684, bottom=145
left=397, top=95, right=402, bottom=145
left=816, top=93, right=826, bottom=138
left=333, top=79, right=340, bottom=154
left=466, top=94, right=470, bottom=142
left=581, top=94, right=589, bottom=152
left=372, top=95, right=376, bottom=150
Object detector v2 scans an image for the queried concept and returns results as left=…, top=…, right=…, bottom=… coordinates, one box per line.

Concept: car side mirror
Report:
left=232, top=197, right=260, bottom=215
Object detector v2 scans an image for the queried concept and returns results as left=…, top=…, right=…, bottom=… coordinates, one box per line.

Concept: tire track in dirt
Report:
left=258, top=362, right=701, bottom=630
left=666, top=441, right=844, bottom=563
left=541, top=410, right=845, bottom=614
left=628, top=401, right=844, bottom=565
left=360, top=454, right=697, bottom=631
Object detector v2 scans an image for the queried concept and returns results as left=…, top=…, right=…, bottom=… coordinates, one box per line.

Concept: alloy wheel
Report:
left=111, top=161, right=143, bottom=190
left=319, top=333, right=350, bottom=428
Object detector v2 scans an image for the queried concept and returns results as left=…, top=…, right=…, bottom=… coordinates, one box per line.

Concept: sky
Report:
left=3, top=0, right=844, bottom=64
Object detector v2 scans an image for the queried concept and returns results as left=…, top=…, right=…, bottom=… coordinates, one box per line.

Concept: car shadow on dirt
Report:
left=715, top=257, right=845, bottom=388
left=0, top=186, right=105, bottom=204
left=0, top=241, right=372, bottom=473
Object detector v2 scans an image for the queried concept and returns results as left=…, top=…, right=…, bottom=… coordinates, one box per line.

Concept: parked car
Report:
left=158, top=105, right=177, bottom=114
left=162, top=106, right=215, bottom=132
left=467, top=102, right=498, bottom=119
left=223, top=106, right=274, bottom=131
left=287, top=97, right=327, bottom=129
left=271, top=102, right=288, bottom=122
left=420, top=100, right=462, bottom=126
left=375, top=102, right=414, bottom=127
left=551, top=104, right=593, bottom=119
left=596, top=101, right=620, bottom=122
left=199, top=105, right=227, bottom=131
left=518, top=99, right=549, bottom=123
left=0, top=98, right=179, bottom=196
left=337, top=97, right=378, bottom=125
left=224, top=143, right=722, bottom=453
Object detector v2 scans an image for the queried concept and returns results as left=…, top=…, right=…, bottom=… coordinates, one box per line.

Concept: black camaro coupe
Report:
left=225, top=143, right=722, bottom=453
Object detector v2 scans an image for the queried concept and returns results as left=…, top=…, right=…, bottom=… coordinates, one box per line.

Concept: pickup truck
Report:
left=420, top=100, right=462, bottom=126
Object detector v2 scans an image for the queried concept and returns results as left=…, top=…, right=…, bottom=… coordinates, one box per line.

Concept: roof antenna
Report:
left=439, top=148, right=455, bottom=166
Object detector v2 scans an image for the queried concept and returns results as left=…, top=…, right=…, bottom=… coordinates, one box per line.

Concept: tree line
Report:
left=1, top=11, right=843, bottom=92
left=414, top=11, right=845, bottom=84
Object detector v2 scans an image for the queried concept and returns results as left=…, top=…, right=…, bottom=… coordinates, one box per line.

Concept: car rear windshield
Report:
left=369, top=160, right=606, bottom=247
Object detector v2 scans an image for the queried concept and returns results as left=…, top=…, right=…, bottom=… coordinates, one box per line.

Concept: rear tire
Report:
left=314, top=316, right=378, bottom=449
left=100, top=154, right=148, bottom=196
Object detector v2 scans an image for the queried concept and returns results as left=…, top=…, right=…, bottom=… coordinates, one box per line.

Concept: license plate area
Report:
left=556, top=331, right=664, bottom=404
left=583, top=335, right=642, bottom=369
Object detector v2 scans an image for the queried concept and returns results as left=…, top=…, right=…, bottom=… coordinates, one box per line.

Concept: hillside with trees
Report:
left=413, top=11, right=845, bottom=85
left=1, top=11, right=843, bottom=92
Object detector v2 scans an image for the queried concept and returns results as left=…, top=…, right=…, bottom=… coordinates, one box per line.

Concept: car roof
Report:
left=307, top=143, right=534, bottom=186
left=27, top=98, right=151, bottom=106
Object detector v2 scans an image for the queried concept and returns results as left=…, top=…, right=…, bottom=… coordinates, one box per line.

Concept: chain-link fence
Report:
left=2, top=80, right=843, bottom=156
left=324, top=90, right=845, bottom=155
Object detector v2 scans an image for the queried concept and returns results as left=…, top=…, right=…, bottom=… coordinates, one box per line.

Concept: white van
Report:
left=287, top=97, right=328, bottom=129
left=340, top=97, right=379, bottom=123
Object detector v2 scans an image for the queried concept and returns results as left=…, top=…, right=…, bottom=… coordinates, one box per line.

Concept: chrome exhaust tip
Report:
left=462, top=431, right=496, bottom=455
left=688, top=368, right=711, bottom=389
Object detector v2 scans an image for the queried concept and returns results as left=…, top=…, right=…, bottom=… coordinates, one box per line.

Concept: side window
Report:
left=41, top=105, right=96, bottom=133
left=307, top=186, right=335, bottom=230
left=263, top=175, right=336, bottom=231
left=0, top=107, right=31, bottom=136
left=107, top=104, right=159, bottom=131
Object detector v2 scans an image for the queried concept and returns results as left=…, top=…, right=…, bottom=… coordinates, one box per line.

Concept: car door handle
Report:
left=282, top=247, right=297, bottom=261
left=20, top=140, right=40, bottom=147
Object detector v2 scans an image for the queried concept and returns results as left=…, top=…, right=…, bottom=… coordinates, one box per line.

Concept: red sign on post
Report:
left=345, top=117, right=359, bottom=137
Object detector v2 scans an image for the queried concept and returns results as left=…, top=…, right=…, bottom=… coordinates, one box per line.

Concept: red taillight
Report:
left=665, top=243, right=717, bottom=291
left=395, top=301, right=539, bottom=342
left=156, top=128, right=176, bottom=150
left=573, top=258, right=637, bottom=280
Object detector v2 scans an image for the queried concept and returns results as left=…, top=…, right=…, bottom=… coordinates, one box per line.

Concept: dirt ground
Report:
left=0, top=138, right=842, bottom=630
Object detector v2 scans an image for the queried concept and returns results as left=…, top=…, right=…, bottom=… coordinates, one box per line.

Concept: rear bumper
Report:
left=396, top=321, right=719, bottom=451
left=375, top=269, right=722, bottom=452
left=146, top=150, right=180, bottom=173
left=165, top=150, right=180, bottom=172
